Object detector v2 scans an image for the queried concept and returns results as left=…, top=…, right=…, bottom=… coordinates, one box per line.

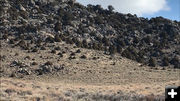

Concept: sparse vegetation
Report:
left=149, top=57, right=156, bottom=67
left=44, top=61, right=53, bottom=66
left=1, top=0, right=180, bottom=100
left=80, top=55, right=87, bottom=59
left=32, top=48, right=38, bottom=52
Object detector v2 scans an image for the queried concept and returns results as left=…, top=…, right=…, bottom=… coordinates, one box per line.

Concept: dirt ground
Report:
left=0, top=40, right=180, bottom=100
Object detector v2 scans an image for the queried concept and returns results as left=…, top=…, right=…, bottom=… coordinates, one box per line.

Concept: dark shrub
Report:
left=69, top=56, right=76, bottom=60
left=54, top=35, right=61, bottom=42
left=72, top=37, right=78, bottom=43
left=174, top=63, right=180, bottom=69
left=26, top=35, right=33, bottom=40
left=54, top=22, right=61, bottom=32
left=92, top=43, right=98, bottom=50
left=122, top=49, right=133, bottom=59
left=76, top=40, right=82, bottom=47
left=82, top=40, right=88, bottom=48
left=19, top=11, right=28, bottom=19
left=58, top=52, right=63, bottom=57
left=45, top=37, right=54, bottom=43
left=109, top=45, right=117, bottom=55
left=118, top=39, right=126, bottom=47
left=63, top=12, right=73, bottom=25
left=66, top=37, right=73, bottom=44
left=170, top=57, right=179, bottom=65
left=44, top=61, right=53, bottom=65
left=137, top=57, right=145, bottom=63
left=40, top=46, right=46, bottom=50
left=17, top=40, right=26, bottom=47
left=51, top=50, right=56, bottom=54
left=108, top=5, right=114, bottom=12
left=162, top=57, right=169, bottom=66
left=57, top=7, right=64, bottom=17
left=80, top=55, right=87, bottom=59
left=116, top=45, right=122, bottom=53
left=76, top=49, right=81, bottom=53
left=149, top=57, right=156, bottom=67
left=9, top=39, right=15, bottom=44
left=32, top=62, right=38, bottom=65
left=90, top=31, right=96, bottom=36
left=95, top=16, right=103, bottom=24
left=2, top=34, right=8, bottom=40
left=102, top=37, right=110, bottom=46
left=143, top=36, right=151, bottom=44
left=97, top=43, right=103, bottom=50
left=25, top=56, right=31, bottom=60
left=54, top=46, right=61, bottom=50
left=32, top=48, right=38, bottom=52
left=70, top=52, right=75, bottom=56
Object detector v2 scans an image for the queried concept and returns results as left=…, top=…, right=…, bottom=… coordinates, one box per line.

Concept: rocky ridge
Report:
left=0, top=0, right=180, bottom=68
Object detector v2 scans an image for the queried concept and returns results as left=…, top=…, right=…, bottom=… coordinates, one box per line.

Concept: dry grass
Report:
left=0, top=41, right=179, bottom=100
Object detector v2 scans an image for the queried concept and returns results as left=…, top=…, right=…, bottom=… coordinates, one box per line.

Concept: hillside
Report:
left=0, top=0, right=180, bottom=100
left=1, top=38, right=180, bottom=100
left=0, top=0, right=179, bottom=68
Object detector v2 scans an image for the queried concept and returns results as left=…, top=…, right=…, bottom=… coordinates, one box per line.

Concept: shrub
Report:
left=108, top=5, right=114, bottom=12
left=17, top=40, right=26, bottom=47
left=44, top=61, right=53, bottom=65
left=32, top=48, right=38, bottom=52
left=40, top=46, right=46, bottom=50
left=174, top=63, right=180, bottom=69
left=118, top=39, right=126, bottom=47
left=149, top=57, right=156, bottom=67
left=92, top=42, right=98, bottom=50
left=54, top=35, right=61, bottom=42
left=25, top=56, right=31, bottom=60
left=170, top=57, right=179, bottom=65
left=54, top=46, right=61, bottom=50
left=137, top=57, right=145, bottom=63
left=122, top=49, right=133, bottom=59
left=58, top=52, right=63, bottom=57
left=162, top=57, right=169, bottom=66
left=109, top=45, right=117, bottom=54
left=9, top=39, right=15, bottom=44
left=80, top=55, right=87, bottom=59
left=32, top=62, right=38, bottom=65
left=19, top=11, right=28, bottom=19
left=2, top=34, right=8, bottom=40
left=90, top=31, right=96, bottom=36
left=70, top=52, right=75, bottom=56
left=116, top=45, right=122, bottom=53
left=82, top=40, right=88, bottom=48
left=63, top=12, right=73, bottom=25
left=45, top=36, right=54, bottom=43
left=76, top=40, right=82, bottom=47
left=54, top=22, right=61, bottom=32
left=51, top=50, right=56, bottom=54
left=97, top=43, right=103, bottom=50
left=66, top=37, right=73, bottom=44
left=95, top=16, right=103, bottom=24
left=76, top=49, right=81, bottom=53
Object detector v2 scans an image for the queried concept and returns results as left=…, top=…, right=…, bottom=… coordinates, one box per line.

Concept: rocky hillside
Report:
left=0, top=0, right=180, bottom=68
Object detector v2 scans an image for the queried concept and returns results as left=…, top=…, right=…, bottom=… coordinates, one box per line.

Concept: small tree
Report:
left=149, top=57, right=156, bottom=67
left=54, top=35, right=61, bottom=42
left=162, top=57, right=169, bottom=66
left=109, top=45, right=117, bottom=55
left=108, top=5, right=114, bottom=12
left=54, top=22, right=61, bottom=32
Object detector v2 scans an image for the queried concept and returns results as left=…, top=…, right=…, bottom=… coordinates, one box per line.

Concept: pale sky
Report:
left=77, top=0, right=180, bottom=21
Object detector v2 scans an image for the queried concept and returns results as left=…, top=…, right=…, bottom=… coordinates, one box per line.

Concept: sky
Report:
left=76, top=0, right=180, bottom=21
